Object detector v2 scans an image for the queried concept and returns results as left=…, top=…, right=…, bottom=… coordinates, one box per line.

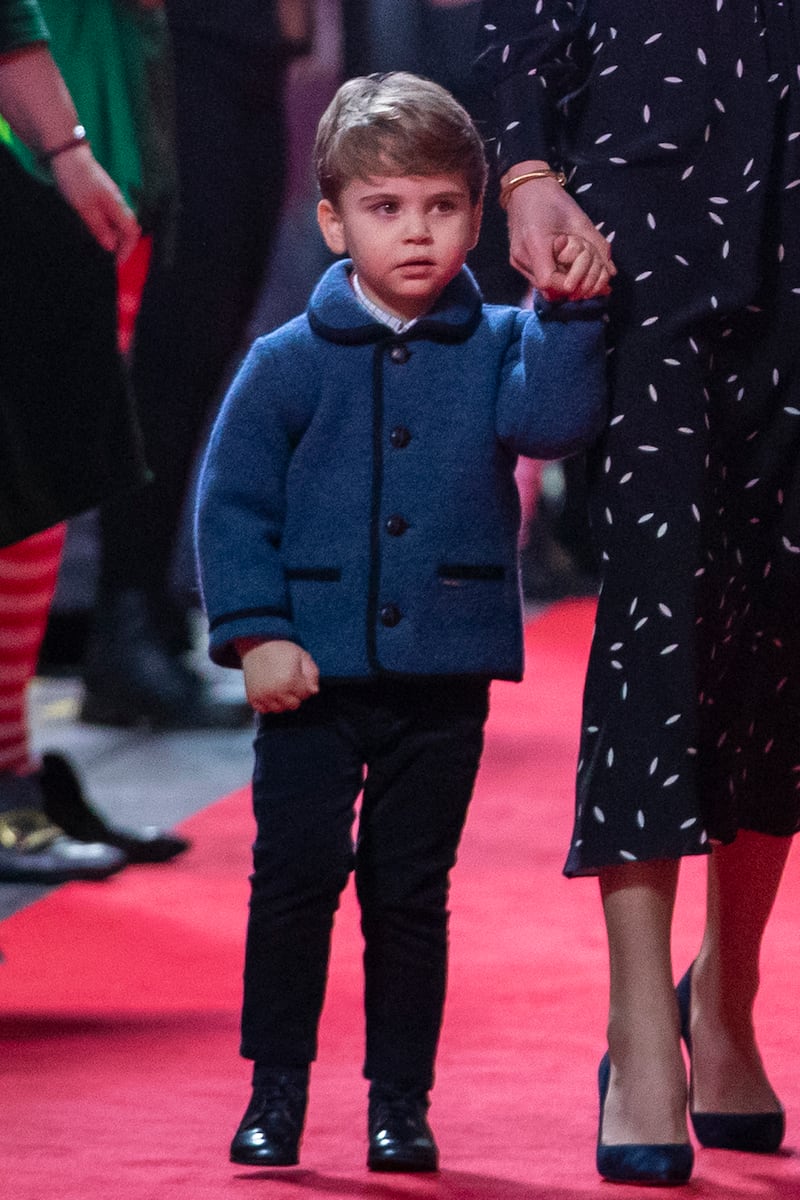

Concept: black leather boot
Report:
left=367, top=1084, right=439, bottom=1173
left=80, top=589, right=250, bottom=730
left=230, top=1068, right=309, bottom=1167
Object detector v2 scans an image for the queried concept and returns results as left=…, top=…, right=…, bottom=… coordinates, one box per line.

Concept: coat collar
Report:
left=307, top=259, right=483, bottom=346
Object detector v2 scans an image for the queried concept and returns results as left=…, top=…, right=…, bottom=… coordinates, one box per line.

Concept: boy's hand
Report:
left=240, top=640, right=320, bottom=713
left=550, top=232, right=614, bottom=301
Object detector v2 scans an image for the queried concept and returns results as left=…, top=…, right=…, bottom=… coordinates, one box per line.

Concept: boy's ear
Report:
left=317, top=198, right=347, bottom=255
left=468, top=197, right=484, bottom=252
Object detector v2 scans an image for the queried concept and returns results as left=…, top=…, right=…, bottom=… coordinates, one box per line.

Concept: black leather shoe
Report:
left=230, top=1069, right=309, bottom=1167
left=80, top=669, right=252, bottom=730
left=0, top=775, right=127, bottom=884
left=39, top=752, right=190, bottom=865
left=80, top=589, right=251, bottom=730
left=367, top=1086, right=439, bottom=1173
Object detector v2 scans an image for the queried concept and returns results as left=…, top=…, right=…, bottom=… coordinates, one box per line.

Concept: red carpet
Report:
left=1, top=600, right=798, bottom=1198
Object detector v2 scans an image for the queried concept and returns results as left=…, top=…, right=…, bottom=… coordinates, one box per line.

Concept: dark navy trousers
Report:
left=241, top=677, right=489, bottom=1093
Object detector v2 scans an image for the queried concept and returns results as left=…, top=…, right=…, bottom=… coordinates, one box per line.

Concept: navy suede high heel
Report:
left=676, top=965, right=785, bottom=1154
left=597, top=1052, right=694, bottom=1186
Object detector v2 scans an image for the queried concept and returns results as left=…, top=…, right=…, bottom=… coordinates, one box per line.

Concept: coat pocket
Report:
left=438, top=564, right=506, bottom=587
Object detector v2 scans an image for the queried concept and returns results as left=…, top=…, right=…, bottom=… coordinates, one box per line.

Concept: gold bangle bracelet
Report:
left=499, top=167, right=567, bottom=209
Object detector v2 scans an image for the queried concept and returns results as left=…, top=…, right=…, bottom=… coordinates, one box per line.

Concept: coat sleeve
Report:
left=495, top=296, right=608, bottom=460
left=474, top=0, right=591, bottom=175
left=194, top=336, right=301, bottom=667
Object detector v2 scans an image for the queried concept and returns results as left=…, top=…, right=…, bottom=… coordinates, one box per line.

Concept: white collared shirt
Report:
left=350, top=271, right=420, bottom=335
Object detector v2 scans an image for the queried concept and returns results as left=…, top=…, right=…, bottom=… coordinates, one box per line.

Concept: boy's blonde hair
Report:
left=314, top=72, right=488, bottom=206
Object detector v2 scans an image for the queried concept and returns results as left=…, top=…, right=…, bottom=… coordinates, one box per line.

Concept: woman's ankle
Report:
left=602, top=1026, right=688, bottom=1145
left=686, top=959, right=779, bottom=1113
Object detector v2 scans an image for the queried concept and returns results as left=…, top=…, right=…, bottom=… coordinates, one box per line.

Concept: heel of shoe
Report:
left=690, top=1109, right=785, bottom=1155
left=676, top=964, right=785, bottom=1154
left=597, top=1053, right=694, bottom=1186
left=79, top=689, right=141, bottom=728
left=675, top=966, right=693, bottom=1050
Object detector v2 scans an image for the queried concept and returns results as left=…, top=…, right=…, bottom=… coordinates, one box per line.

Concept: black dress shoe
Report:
left=80, top=589, right=252, bottom=730
left=230, top=1069, right=309, bottom=1166
left=39, top=752, right=190, bottom=865
left=80, top=668, right=252, bottom=730
left=0, top=775, right=127, bottom=884
left=367, top=1085, right=439, bottom=1173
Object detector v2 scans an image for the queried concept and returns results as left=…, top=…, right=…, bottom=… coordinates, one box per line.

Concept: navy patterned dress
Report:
left=476, top=1, right=800, bottom=875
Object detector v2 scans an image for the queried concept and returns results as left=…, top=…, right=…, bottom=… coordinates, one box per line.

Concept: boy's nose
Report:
left=404, top=212, right=432, bottom=240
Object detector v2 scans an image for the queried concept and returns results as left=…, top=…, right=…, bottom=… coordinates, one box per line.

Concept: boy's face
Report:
left=317, top=172, right=482, bottom=322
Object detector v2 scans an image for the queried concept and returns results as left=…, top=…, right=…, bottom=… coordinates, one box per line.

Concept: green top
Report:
left=0, top=0, right=49, bottom=54
left=0, top=0, right=172, bottom=219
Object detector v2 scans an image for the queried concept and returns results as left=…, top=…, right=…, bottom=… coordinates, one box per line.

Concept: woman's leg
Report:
left=598, top=858, right=689, bottom=1145
left=0, top=526, right=66, bottom=777
left=689, top=831, right=790, bottom=1113
left=0, top=526, right=128, bottom=883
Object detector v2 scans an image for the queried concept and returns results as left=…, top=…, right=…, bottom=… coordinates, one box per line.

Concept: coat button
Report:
left=385, top=514, right=408, bottom=537
left=379, top=603, right=402, bottom=627
left=389, top=343, right=410, bottom=364
left=389, top=425, right=411, bottom=449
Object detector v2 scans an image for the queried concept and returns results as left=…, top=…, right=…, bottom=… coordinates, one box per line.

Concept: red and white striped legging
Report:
left=0, top=525, right=66, bottom=776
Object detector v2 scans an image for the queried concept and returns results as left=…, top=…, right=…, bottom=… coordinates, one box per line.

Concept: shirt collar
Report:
left=350, top=271, right=420, bottom=335
left=307, top=260, right=483, bottom=347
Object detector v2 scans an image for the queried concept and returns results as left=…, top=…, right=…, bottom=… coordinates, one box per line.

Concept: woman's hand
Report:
left=503, top=164, right=616, bottom=300
left=0, top=43, right=139, bottom=260
left=51, top=145, right=139, bottom=261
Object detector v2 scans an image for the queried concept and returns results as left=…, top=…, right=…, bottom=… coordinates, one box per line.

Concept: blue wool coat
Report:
left=196, top=261, right=607, bottom=682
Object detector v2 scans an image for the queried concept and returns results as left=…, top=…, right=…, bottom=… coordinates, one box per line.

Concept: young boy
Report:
left=195, top=71, right=609, bottom=1173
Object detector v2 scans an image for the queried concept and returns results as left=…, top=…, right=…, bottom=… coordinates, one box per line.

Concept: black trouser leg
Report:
left=356, top=681, right=488, bottom=1093
left=241, top=698, right=363, bottom=1064
left=241, top=681, right=488, bottom=1088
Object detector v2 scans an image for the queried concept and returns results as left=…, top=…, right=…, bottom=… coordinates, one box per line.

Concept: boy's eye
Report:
left=371, top=201, right=398, bottom=214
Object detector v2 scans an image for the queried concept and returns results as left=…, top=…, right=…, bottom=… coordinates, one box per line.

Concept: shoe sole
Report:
left=0, top=865, right=124, bottom=884
left=367, top=1157, right=439, bottom=1173
left=229, top=1151, right=299, bottom=1167
left=80, top=695, right=251, bottom=732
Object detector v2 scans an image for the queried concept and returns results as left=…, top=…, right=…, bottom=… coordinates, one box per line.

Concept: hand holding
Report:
left=503, top=168, right=615, bottom=300
left=550, top=232, right=615, bottom=300
left=241, top=640, right=320, bottom=713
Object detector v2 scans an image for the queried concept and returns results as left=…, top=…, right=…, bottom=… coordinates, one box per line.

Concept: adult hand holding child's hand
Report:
left=503, top=164, right=615, bottom=301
